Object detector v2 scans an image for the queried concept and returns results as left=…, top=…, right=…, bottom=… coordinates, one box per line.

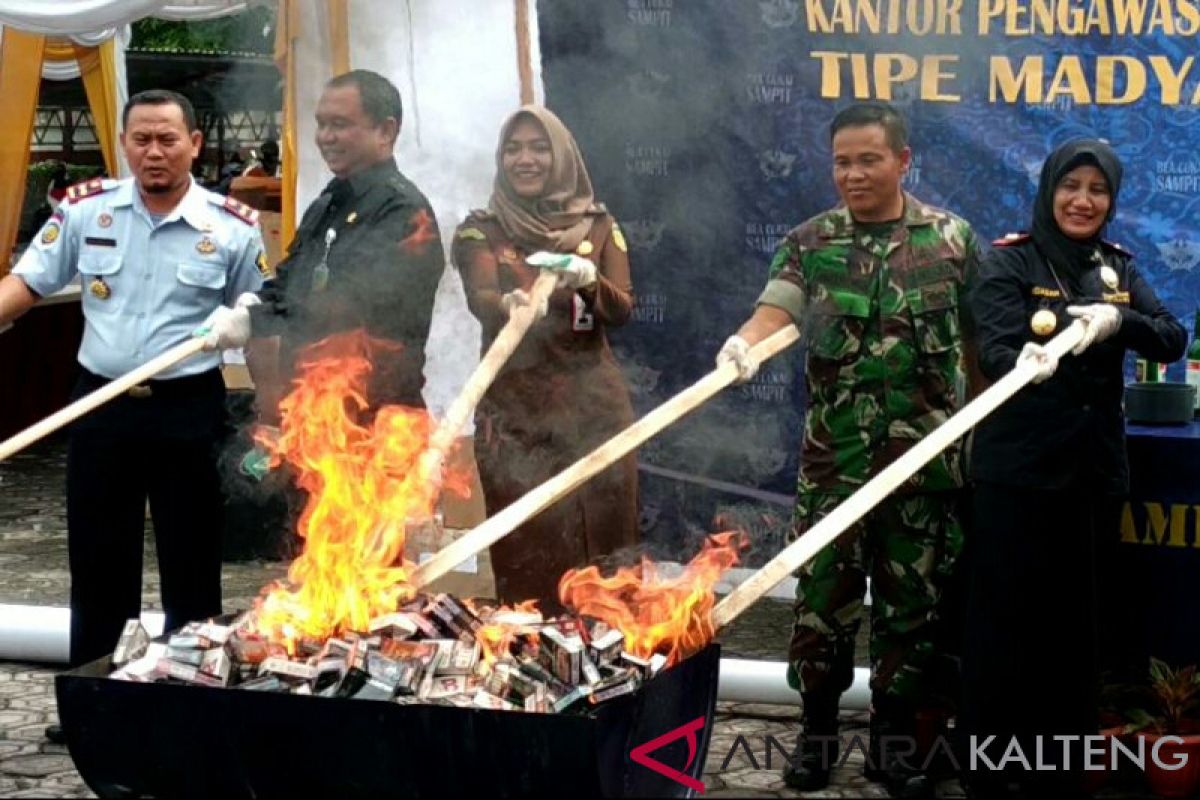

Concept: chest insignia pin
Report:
left=1030, top=308, right=1057, bottom=336
left=88, top=277, right=111, bottom=300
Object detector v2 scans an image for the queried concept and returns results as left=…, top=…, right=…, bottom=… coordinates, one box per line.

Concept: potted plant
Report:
left=1125, top=658, right=1200, bottom=798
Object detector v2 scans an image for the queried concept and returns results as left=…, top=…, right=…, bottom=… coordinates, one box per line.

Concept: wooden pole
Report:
left=410, top=324, right=802, bottom=590
left=710, top=322, right=1086, bottom=630
left=514, top=0, right=535, bottom=105
left=419, top=270, right=557, bottom=478
left=0, top=337, right=207, bottom=463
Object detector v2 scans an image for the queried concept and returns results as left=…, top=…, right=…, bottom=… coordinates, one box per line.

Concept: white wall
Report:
left=294, top=0, right=544, bottom=421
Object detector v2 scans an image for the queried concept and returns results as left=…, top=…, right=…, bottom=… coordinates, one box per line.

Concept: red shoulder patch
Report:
left=991, top=232, right=1030, bottom=247
left=220, top=196, right=259, bottom=226
left=66, top=178, right=112, bottom=203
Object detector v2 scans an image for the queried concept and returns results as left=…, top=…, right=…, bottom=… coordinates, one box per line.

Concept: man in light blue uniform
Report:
left=0, top=91, right=265, bottom=703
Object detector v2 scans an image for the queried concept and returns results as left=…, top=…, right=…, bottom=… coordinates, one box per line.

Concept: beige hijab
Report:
left=489, top=105, right=599, bottom=252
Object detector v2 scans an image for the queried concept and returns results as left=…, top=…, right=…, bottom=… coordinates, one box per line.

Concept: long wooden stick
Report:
left=420, top=270, right=558, bottom=477
left=0, top=337, right=207, bottom=463
left=710, top=321, right=1086, bottom=629
left=410, top=323, right=802, bottom=590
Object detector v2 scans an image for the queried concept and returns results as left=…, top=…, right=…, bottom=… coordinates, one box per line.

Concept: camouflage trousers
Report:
left=786, top=491, right=963, bottom=702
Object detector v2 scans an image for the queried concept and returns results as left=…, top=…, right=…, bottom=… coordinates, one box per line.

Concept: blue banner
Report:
left=537, top=0, right=1200, bottom=564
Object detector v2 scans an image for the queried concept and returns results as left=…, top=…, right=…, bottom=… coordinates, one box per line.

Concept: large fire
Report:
left=557, top=531, right=749, bottom=666
left=250, top=331, right=466, bottom=649
left=244, top=329, right=745, bottom=671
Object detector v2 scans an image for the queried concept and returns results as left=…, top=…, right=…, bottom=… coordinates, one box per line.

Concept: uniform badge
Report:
left=41, top=222, right=61, bottom=245
left=97, top=213, right=113, bottom=229
left=201, top=220, right=215, bottom=233
left=1100, top=265, right=1119, bottom=290
left=1030, top=308, right=1056, bottom=336
left=575, top=240, right=595, bottom=257
left=611, top=222, right=628, bottom=253
left=255, top=251, right=272, bottom=278
left=196, top=237, right=217, bottom=255
left=346, top=212, right=358, bottom=225
left=88, top=277, right=111, bottom=300
left=311, top=263, right=330, bottom=293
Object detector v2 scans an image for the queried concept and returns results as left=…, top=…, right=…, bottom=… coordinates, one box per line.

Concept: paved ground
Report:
left=0, top=439, right=1152, bottom=797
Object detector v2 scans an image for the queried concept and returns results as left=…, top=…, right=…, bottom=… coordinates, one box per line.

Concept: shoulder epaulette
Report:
left=66, top=178, right=115, bottom=203
left=992, top=232, right=1030, bottom=247
left=455, top=226, right=488, bottom=242
left=211, top=194, right=259, bottom=225
left=1102, top=238, right=1133, bottom=257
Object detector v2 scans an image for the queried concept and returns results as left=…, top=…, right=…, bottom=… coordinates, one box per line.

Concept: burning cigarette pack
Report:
left=538, top=628, right=584, bottom=686
left=426, top=594, right=482, bottom=643
left=104, top=591, right=686, bottom=718
left=177, top=621, right=233, bottom=645
left=112, top=620, right=151, bottom=667
left=259, top=657, right=319, bottom=682
left=368, top=613, right=419, bottom=640
left=588, top=628, right=625, bottom=666
left=156, top=658, right=225, bottom=688
left=436, top=641, right=479, bottom=676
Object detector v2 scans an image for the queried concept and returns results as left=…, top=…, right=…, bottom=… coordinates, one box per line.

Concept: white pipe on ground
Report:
left=718, top=658, right=870, bottom=711
left=0, top=604, right=163, bottom=664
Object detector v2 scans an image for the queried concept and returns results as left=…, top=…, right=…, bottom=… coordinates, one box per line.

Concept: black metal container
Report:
left=56, top=643, right=720, bottom=799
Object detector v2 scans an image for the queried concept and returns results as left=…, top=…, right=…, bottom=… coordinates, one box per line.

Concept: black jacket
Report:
left=253, top=158, right=444, bottom=408
left=968, top=235, right=1185, bottom=494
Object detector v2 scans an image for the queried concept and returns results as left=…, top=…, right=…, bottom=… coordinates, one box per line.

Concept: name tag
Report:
left=572, top=294, right=595, bottom=332
left=85, top=237, right=117, bottom=247
left=1031, top=286, right=1061, bottom=298
left=1102, top=291, right=1130, bottom=304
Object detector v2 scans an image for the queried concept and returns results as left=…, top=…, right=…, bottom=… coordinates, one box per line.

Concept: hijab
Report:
left=1031, top=138, right=1123, bottom=275
left=488, top=105, right=599, bottom=252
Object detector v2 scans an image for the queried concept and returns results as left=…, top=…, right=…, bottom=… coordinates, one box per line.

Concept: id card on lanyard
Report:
left=572, top=293, right=595, bottom=332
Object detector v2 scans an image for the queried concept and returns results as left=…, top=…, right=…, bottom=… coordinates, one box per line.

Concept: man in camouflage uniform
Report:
left=716, top=102, right=979, bottom=798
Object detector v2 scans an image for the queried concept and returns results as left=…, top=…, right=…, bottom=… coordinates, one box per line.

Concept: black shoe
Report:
left=44, top=724, right=66, bottom=745
left=782, top=732, right=840, bottom=791
left=867, top=696, right=935, bottom=800
left=782, top=692, right=840, bottom=791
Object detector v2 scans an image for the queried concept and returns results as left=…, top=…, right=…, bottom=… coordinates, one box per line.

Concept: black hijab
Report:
left=1031, top=138, right=1123, bottom=275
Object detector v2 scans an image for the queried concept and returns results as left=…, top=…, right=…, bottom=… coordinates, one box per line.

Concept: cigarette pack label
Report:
left=259, top=657, right=319, bottom=680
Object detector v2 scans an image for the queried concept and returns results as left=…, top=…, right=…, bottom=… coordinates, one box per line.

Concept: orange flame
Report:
left=470, top=600, right=542, bottom=665
left=400, top=209, right=437, bottom=256
left=557, top=532, right=748, bottom=666
left=250, top=331, right=466, bottom=649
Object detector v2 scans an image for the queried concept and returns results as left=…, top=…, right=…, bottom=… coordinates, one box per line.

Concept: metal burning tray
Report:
left=56, top=642, right=719, bottom=799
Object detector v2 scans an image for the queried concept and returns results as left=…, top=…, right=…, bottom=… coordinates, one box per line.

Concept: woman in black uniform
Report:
left=962, top=139, right=1185, bottom=798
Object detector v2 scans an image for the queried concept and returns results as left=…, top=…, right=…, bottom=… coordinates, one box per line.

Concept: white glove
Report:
left=1017, top=341, right=1058, bottom=384
left=500, top=288, right=548, bottom=320
left=1067, top=303, right=1121, bottom=355
left=195, top=292, right=261, bottom=351
left=526, top=251, right=598, bottom=290
left=716, top=335, right=759, bottom=384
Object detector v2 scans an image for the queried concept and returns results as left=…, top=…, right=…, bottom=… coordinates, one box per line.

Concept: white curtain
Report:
left=0, top=1, right=255, bottom=36
left=40, top=26, right=128, bottom=82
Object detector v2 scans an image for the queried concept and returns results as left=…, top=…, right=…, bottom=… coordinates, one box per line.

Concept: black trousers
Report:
left=66, top=368, right=226, bottom=666
left=960, top=480, right=1122, bottom=792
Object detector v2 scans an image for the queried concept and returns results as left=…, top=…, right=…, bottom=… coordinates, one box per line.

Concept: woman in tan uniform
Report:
left=452, top=105, right=639, bottom=611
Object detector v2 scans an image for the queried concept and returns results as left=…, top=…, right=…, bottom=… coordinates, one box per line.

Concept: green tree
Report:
left=130, top=6, right=276, bottom=55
